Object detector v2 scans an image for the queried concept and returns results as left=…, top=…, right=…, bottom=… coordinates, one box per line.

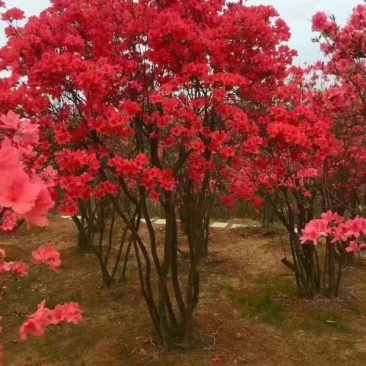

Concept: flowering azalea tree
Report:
left=226, top=4, right=366, bottom=297
left=225, top=66, right=338, bottom=295
left=223, top=2, right=366, bottom=298
left=310, top=4, right=366, bottom=216
left=0, top=0, right=295, bottom=347
left=296, top=4, right=366, bottom=297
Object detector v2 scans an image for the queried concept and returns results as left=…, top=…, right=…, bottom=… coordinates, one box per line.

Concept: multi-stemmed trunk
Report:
left=271, top=188, right=346, bottom=297
left=179, top=174, right=213, bottom=258
left=108, top=188, right=202, bottom=349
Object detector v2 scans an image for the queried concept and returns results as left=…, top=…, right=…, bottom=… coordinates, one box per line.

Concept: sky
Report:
left=0, top=0, right=363, bottom=64
left=247, top=0, right=362, bottom=64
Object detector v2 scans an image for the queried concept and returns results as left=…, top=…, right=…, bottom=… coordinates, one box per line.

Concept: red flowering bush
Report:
left=223, top=4, right=366, bottom=297
left=283, top=4, right=366, bottom=296
left=0, top=0, right=296, bottom=347
left=310, top=5, right=366, bottom=213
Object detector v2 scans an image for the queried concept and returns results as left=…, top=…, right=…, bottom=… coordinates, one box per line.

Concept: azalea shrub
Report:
left=224, top=3, right=366, bottom=297
left=300, top=211, right=366, bottom=250
left=310, top=4, right=366, bottom=217
left=301, top=211, right=366, bottom=296
left=224, top=65, right=337, bottom=295
left=295, top=4, right=366, bottom=296
left=0, top=0, right=297, bottom=347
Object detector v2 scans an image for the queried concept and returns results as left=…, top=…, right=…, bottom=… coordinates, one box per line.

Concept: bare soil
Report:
left=1, top=216, right=366, bottom=365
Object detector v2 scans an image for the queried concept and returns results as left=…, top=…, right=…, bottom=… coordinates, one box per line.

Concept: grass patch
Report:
left=226, top=284, right=288, bottom=324
left=226, top=275, right=352, bottom=335
left=253, top=275, right=295, bottom=295
left=297, top=311, right=351, bottom=334
left=235, top=225, right=288, bottom=238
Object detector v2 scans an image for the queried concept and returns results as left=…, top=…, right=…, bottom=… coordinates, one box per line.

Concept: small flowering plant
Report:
left=0, top=245, right=82, bottom=365
left=0, top=108, right=82, bottom=365
left=300, top=210, right=366, bottom=254
left=32, top=245, right=62, bottom=271
left=20, top=300, right=82, bottom=341
left=300, top=211, right=366, bottom=296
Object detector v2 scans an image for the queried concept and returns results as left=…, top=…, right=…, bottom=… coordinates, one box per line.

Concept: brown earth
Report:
left=1, top=216, right=366, bottom=366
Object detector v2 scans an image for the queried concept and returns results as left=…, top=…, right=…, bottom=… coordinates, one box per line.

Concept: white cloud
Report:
left=247, top=0, right=361, bottom=64
left=0, top=0, right=50, bottom=46
left=4, top=0, right=50, bottom=15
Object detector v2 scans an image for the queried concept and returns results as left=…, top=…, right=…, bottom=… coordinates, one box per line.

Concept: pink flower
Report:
left=13, top=121, right=39, bottom=145
left=312, top=12, right=328, bottom=32
left=32, top=245, right=61, bottom=271
left=20, top=300, right=53, bottom=341
left=0, top=110, right=20, bottom=130
left=40, top=166, right=58, bottom=188
left=331, top=224, right=350, bottom=243
left=344, top=217, right=363, bottom=239
left=1, top=211, right=17, bottom=231
left=300, top=226, right=321, bottom=245
left=51, top=303, right=82, bottom=325
left=1, top=7, right=25, bottom=21
left=320, top=210, right=343, bottom=224
left=0, top=171, right=41, bottom=214
left=0, top=260, right=11, bottom=274
left=309, top=218, right=329, bottom=234
left=59, top=199, right=78, bottom=216
left=300, top=219, right=329, bottom=245
left=21, top=179, right=54, bottom=226
left=346, top=241, right=359, bottom=253
left=0, top=259, right=28, bottom=276
left=0, top=138, right=22, bottom=173
left=20, top=301, right=82, bottom=341
left=10, top=261, right=29, bottom=276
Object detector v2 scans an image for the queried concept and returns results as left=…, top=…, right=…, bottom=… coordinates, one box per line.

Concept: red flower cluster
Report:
left=20, top=300, right=82, bottom=341
left=0, top=111, right=54, bottom=229
left=301, top=212, right=366, bottom=254
left=32, top=245, right=62, bottom=271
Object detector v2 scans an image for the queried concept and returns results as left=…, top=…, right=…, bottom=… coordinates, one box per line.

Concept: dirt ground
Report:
left=1, top=216, right=366, bottom=366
